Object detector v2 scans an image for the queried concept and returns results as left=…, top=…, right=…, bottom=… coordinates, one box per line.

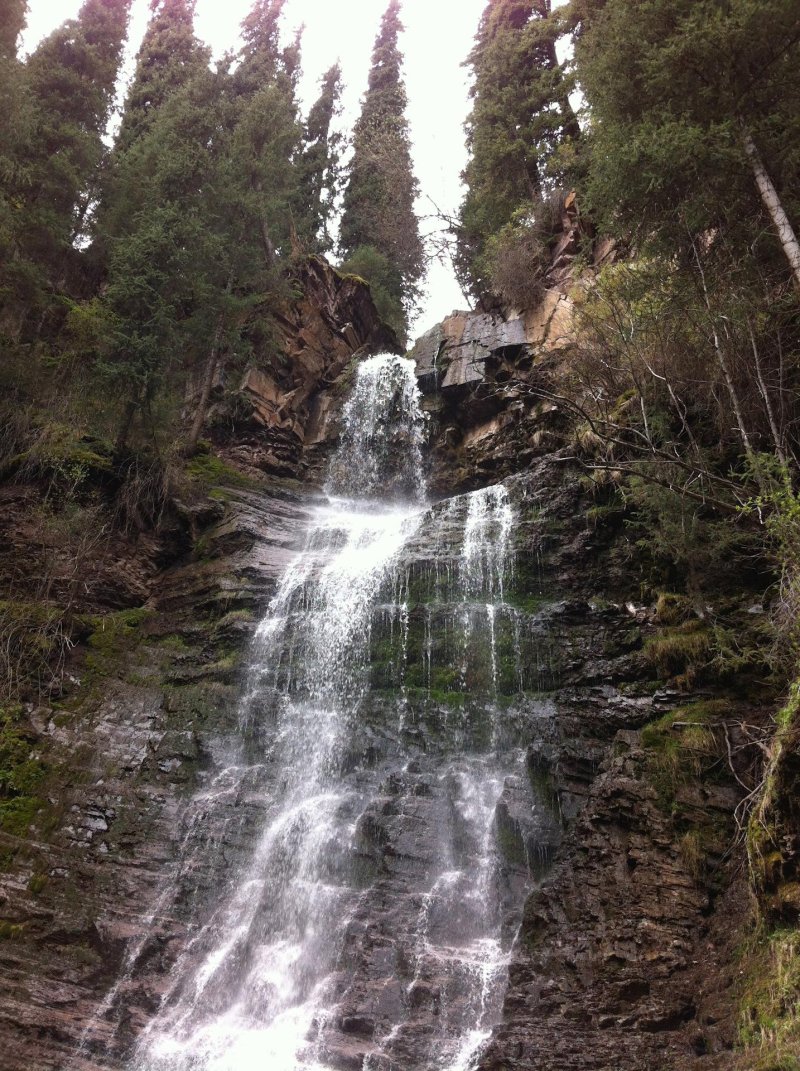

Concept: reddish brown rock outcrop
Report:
left=201, top=256, right=399, bottom=480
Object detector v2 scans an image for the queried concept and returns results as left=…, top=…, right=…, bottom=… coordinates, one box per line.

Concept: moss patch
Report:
left=748, top=682, right=800, bottom=922
left=737, top=925, right=800, bottom=1070
left=644, top=619, right=713, bottom=679
left=82, top=606, right=152, bottom=688
left=0, top=705, right=48, bottom=836
left=185, top=451, right=251, bottom=492
left=640, top=699, right=730, bottom=807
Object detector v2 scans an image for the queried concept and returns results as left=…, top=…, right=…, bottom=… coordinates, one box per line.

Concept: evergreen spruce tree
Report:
left=340, top=0, right=424, bottom=342
left=230, top=0, right=301, bottom=265
left=236, top=0, right=286, bottom=93
left=3, top=0, right=130, bottom=335
left=101, top=65, right=245, bottom=451
left=456, top=0, right=579, bottom=302
left=115, top=0, right=208, bottom=155
left=97, top=0, right=209, bottom=254
left=100, top=0, right=301, bottom=451
left=295, top=63, right=343, bottom=253
left=0, top=0, right=26, bottom=59
left=574, top=0, right=800, bottom=281
left=0, top=0, right=30, bottom=339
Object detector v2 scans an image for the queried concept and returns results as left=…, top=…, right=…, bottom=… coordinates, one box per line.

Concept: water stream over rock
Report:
left=87, top=355, right=558, bottom=1071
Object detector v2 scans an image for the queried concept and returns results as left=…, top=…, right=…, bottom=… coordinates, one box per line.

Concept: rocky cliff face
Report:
left=409, top=312, right=765, bottom=1070
left=0, top=246, right=780, bottom=1071
left=408, top=198, right=610, bottom=499
left=202, top=256, right=400, bottom=482
left=0, top=258, right=395, bottom=1070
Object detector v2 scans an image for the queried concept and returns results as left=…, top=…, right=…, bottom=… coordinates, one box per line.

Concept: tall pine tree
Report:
left=294, top=63, right=343, bottom=253
left=98, top=0, right=302, bottom=450
left=6, top=0, right=130, bottom=334
left=230, top=0, right=301, bottom=265
left=0, top=0, right=31, bottom=340
left=575, top=0, right=800, bottom=280
left=0, top=0, right=26, bottom=59
left=101, top=66, right=244, bottom=451
left=456, top=0, right=579, bottom=301
left=115, top=0, right=208, bottom=155
left=340, top=0, right=423, bottom=343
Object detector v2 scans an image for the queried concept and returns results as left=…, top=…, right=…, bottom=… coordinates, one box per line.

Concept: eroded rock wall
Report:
left=0, top=240, right=777, bottom=1071
left=408, top=272, right=769, bottom=1069
left=200, top=256, right=400, bottom=481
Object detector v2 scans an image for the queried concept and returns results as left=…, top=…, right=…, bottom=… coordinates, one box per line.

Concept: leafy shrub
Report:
left=481, top=195, right=565, bottom=312
left=0, top=601, right=73, bottom=701
left=339, top=244, right=406, bottom=342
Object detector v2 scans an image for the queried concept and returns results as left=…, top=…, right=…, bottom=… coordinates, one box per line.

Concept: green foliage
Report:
left=86, top=607, right=151, bottom=658
left=478, top=196, right=563, bottom=311
left=0, top=703, right=47, bottom=835
left=27, top=872, right=48, bottom=895
left=339, top=245, right=405, bottom=341
left=113, top=0, right=209, bottom=156
left=95, top=0, right=302, bottom=448
left=82, top=606, right=152, bottom=688
left=457, top=0, right=579, bottom=299
left=0, top=0, right=131, bottom=341
left=747, top=681, right=800, bottom=929
left=575, top=0, right=800, bottom=270
left=743, top=460, right=800, bottom=671
left=0, top=0, right=26, bottom=60
left=21, top=0, right=131, bottom=259
left=640, top=700, right=734, bottom=882
left=294, top=63, right=343, bottom=253
left=628, top=479, right=753, bottom=593
left=654, top=593, right=693, bottom=627
left=17, top=422, right=113, bottom=484
left=738, top=925, right=800, bottom=1070
left=185, top=450, right=250, bottom=491
left=340, top=1, right=424, bottom=342
left=646, top=605, right=768, bottom=690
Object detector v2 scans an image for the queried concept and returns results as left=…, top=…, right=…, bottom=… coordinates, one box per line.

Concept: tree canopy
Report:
left=340, top=0, right=424, bottom=343
left=456, top=0, right=579, bottom=301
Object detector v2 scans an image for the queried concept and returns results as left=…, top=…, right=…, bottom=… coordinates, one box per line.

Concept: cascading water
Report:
left=84, top=353, right=559, bottom=1071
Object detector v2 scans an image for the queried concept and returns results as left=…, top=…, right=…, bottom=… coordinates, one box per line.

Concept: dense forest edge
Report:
left=1, top=0, right=800, bottom=1067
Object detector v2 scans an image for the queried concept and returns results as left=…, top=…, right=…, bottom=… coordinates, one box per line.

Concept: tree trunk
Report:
left=185, top=319, right=225, bottom=456
left=115, top=397, right=138, bottom=456
left=747, top=317, right=788, bottom=468
left=260, top=216, right=276, bottom=268
left=690, top=235, right=755, bottom=459
left=185, top=272, right=234, bottom=456
left=743, top=130, right=800, bottom=290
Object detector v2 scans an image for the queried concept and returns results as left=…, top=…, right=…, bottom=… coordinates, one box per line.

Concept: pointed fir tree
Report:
left=456, top=0, right=580, bottom=302
left=97, top=0, right=209, bottom=262
left=340, top=0, right=424, bottom=343
left=100, top=65, right=243, bottom=451
left=294, top=62, right=343, bottom=253
left=0, top=0, right=26, bottom=60
left=5, top=0, right=131, bottom=333
left=98, top=0, right=301, bottom=451
left=115, top=0, right=209, bottom=155
left=236, top=0, right=286, bottom=94
left=0, top=0, right=30, bottom=340
left=229, top=0, right=301, bottom=265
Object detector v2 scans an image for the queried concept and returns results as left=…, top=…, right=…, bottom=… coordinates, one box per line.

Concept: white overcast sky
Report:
left=23, top=0, right=493, bottom=337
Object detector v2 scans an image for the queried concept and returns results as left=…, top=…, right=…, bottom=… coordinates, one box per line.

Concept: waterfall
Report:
left=85, top=354, right=556, bottom=1071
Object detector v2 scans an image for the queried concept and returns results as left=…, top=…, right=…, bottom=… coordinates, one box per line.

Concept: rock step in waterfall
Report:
left=81, top=355, right=560, bottom=1071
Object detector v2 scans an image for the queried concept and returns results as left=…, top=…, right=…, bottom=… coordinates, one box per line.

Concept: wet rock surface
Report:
left=0, top=484, right=314, bottom=1070
left=0, top=263, right=769, bottom=1071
